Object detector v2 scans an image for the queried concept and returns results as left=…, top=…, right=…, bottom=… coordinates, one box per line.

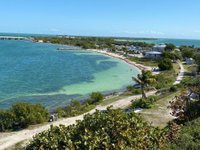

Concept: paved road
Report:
left=0, top=91, right=156, bottom=150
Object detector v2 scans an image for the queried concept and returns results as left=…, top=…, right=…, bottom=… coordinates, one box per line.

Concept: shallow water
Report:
left=0, top=40, right=140, bottom=109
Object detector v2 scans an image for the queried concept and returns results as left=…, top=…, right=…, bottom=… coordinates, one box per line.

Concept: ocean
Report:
left=0, top=39, right=139, bottom=110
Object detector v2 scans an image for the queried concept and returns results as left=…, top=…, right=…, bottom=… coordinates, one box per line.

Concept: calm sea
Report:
left=0, top=39, right=139, bottom=110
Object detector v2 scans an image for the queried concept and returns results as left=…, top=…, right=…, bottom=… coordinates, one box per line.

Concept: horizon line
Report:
left=0, top=31, right=200, bottom=41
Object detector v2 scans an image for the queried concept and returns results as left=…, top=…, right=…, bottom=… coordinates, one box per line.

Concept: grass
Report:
left=155, top=63, right=179, bottom=89
left=139, top=91, right=181, bottom=128
left=129, top=57, right=159, bottom=67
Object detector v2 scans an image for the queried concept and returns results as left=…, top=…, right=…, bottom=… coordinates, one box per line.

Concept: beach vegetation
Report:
left=87, top=92, right=104, bottom=104
left=132, top=70, right=156, bottom=99
left=158, top=58, right=173, bottom=71
left=26, top=108, right=166, bottom=150
left=56, top=92, right=103, bottom=118
left=132, top=96, right=159, bottom=109
left=56, top=100, right=95, bottom=118
left=0, top=103, right=49, bottom=132
left=165, top=43, right=176, bottom=51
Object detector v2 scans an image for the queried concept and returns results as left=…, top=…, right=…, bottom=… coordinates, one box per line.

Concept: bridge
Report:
left=0, top=36, right=31, bottom=41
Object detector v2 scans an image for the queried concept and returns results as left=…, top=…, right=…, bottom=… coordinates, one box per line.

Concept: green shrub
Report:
left=88, top=92, right=104, bottom=104
left=26, top=109, right=165, bottom=150
left=11, top=103, right=49, bottom=129
left=56, top=100, right=95, bottom=118
left=127, top=85, right=141, bottom=94
left=158, top=58, right=173, bottom=71
left=0, top=103, right=49, bottom=132
left=132, top=96, right=158, bottom=109
left=169, top=86, right=178, bottom=92
left=0, top=110, right=15, bottom=132
left=132, top=88, right=141, bottom=94
left=167, top=118, right=200, bottom=150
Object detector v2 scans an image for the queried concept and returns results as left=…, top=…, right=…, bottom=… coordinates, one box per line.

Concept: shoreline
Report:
left=87, top=49, right=152, bottom=71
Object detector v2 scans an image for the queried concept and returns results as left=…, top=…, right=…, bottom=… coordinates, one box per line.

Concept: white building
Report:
left=144, top=51, right=162, bottom=59
left=185, top=58, right=194, bottom=65
left=152, top=44, right=166, bottom=52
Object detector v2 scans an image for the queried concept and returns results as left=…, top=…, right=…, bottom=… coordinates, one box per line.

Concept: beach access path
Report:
left=174, top=61, right=185, bottom=85
left=0, top=91, right=156, bottom=150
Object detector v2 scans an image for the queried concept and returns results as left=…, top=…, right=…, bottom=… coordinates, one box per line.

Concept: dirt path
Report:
left=0, top=91, right=156, bottom=150
left=174, top=61, right=184, bottom=85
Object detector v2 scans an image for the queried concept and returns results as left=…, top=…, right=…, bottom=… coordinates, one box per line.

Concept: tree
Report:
left=181, top=48, right=194, bottom=58
left=88, top=92, right=104, bottom=104
left=0, top=103, right=49, bottom=131
left=0, top=110, right=15, bottom=132
left=11, top=103, right=49, bottom=129
left=26, top=108, right=166, bottom=150
left=158, top=58, right=173, bottom=71
left=194, top=53, right=200, bottom=72
left=169, top=86, right=200, bottom=122
left=165, top=43, right=176, bottom=51
left=122, top=47, right=128, bottom=56
left=132, top=70, right=155, bottom=99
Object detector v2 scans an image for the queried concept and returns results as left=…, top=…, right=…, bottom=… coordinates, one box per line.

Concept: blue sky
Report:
left=0, top=0, right=200, bottom=39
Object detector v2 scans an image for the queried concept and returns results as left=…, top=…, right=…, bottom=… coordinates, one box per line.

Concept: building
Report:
left=152, top=44, right=166, bottom=52
left=144, top=51, right=162, bottom=59
left=185, top=58, right=194, bottom=65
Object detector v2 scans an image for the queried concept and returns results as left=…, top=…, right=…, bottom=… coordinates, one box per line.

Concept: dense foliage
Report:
left=0, top=103, right=49, bottom=132
left=132, top=70, right=155, bottom=98
left=34, top=36, right=114, bottom=49
left=132, top=96, right=158, bottom=109
left=56, top=100, right=95, bottom=118
left=166, top=118, right=200, bottom=150
left=88, top=92, right=104, bottom=104
left=26, top=108, right=166, bottom=150
left=56, top=92, right=103, bottom=118
left=162, top=52, right=182, bottom=60
left=158, top=58, right=173, bottom=71
left=164, top=43, right=176, bottom=51
left=114, top=41, right=154, bottom=48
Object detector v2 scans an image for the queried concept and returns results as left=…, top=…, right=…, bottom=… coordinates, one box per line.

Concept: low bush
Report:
left=167, top=117, right=200, bottom=150
left=87, top=92, right=104, bottom=104
left=0, top=103, right=49, bottom=132
left=56, top=92, right=104, bottom=118
left=56, top=100, right=95, bottom=118
left=158, top=58, right=173, bottom=71
left=26, top=109, right=166, bottom=150
left=127, top=85, right=141, bottom=94
left=132, top=96, right=158, bottom=109
left=169, top=86, right=178, bottom=92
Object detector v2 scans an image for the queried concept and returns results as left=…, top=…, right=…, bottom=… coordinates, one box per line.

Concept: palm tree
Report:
left=132, top=70, right=155, bottom=99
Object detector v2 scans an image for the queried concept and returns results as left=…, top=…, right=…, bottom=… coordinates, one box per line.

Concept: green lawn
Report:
left=129, top=57, right=159, bottom=67
left=139, top=91, right=180, bottom=128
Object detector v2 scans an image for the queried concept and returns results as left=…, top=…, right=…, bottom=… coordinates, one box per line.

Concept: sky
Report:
left=0, top=0, right=200, bottom=39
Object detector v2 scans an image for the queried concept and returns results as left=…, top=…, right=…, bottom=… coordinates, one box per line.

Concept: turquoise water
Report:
left=0, top=40, right=140, bottom=110
left=115, top=38, right=200, bottom=47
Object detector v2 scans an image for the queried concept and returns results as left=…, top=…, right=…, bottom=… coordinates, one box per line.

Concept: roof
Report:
left=153, top=44, right=166, bottom=48
left=145, top=51, right=162, bottom=55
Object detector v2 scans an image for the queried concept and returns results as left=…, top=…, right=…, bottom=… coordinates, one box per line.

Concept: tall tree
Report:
left=132, top=70, right=155, bottom=99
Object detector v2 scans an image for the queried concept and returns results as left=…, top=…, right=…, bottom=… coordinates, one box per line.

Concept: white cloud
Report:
left=50, top=28, right=60, bottom=32
left=122, top=30, right=165, bottom=36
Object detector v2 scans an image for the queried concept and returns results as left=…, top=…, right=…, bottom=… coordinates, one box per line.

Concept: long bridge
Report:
left=0, top=36, right=32, bottom=41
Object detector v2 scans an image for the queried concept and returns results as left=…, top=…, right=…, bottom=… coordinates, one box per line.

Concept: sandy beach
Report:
left=87, top=49, right=152, bottom=71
